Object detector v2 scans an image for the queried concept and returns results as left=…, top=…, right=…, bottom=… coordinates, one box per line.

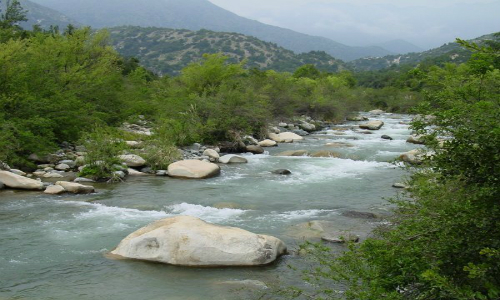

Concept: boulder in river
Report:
left=271, top=169, right=292, bottom=175
left=168, top=160, right=220, bottom=179
left=325, top=142, right=354, bottom=148
left=341, top=210, right=378, bottom=219
left=119, top=154, right=147, bottom=167
left=346, top=115, right=368, bottom=122
left=258, top=139, right=277, bottom=147
left=219, top=155, right=248, bottom=164
left=127, top=168, right=150, bottom=176
left=0, top=171, right=44, bottom=190
left=9, top=169, right=26, bottom=176
left=392, top=182, right=409, bottom=189
left=381, top=135, right=393, bottom=140
left=203, top=149, right=220, bottom=160
left=359, top=120, right=384, bottom=130
left=299, top=122, right=316, bottom=132
left=322, top=233, right=360, bottom=244
left=407, top=135, right=426, bottom=145
left=55, top=163, right=70, bottom=171
left=55, top=181, right=95, bottom=194
left=245, top=145, right=264, bottom=154
left=399, top=149, right=423, bottom=165
left=43, top=172, right=65, bottom=178
left=268, top=132, right=304, bottom=143
left=110, top=216, right=287, bottom=267
left=369, top=109, right=385, bottom=115
left=276, top=150, right=309, bottom=157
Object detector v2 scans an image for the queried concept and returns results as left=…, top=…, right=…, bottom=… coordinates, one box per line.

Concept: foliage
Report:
left=78, top=126, right=126, bottom=181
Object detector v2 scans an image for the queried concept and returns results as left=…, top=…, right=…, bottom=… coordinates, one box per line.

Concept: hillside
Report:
left=373, top=39, right=423, bottom=55
left=349, top=32, right=500, bottom=71
left=28, top=0, right=392, bottom=61
left=109, top=26, right=346, bottom=75
left=8, top=0, right=80, bottom=30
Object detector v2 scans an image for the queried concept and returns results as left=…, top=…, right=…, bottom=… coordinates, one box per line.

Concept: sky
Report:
left=208, top=0, right=500, bottom=49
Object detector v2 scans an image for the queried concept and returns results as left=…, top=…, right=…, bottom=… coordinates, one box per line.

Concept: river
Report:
left=0, top=113, right=421, bottom=300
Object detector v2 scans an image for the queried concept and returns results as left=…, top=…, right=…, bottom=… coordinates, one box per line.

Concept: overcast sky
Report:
left=208, top=0, right=500, bottom=49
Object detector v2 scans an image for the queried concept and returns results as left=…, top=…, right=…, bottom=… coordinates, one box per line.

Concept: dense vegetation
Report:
left=109, top=26, right=346, bottom=76
left=267, top=36, right=500, bottom=300
left=1, top=1, right=413, bottom=169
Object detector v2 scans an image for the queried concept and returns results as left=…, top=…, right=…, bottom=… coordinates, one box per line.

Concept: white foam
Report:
left=164, top=203, right=247, bottom=223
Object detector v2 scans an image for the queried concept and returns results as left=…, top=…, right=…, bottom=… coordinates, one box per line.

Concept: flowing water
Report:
left=0, top=113, right=421, bottom=300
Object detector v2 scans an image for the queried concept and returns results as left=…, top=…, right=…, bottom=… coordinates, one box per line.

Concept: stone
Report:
left=168, top=160, right=220, bottom=179
left=299, top=122, right=316, bottom=132
left=74, top=177, right=95, bottom=183
left=114, top=171, right=126, bottom=179
left=341, top=211, right=378, bottom=219
left=127, top=168, right=149, bottom=176
left=110, top=216, right=287, bottom=266
left=0, top=171, right=44, bottom=190
left=119, top=154, right=147, bottom=167
left=276, top=150, right=309, bottom=157
left=156, top=170, right=168, bottom=176
left=359, top=120, right=384, bottom=130
left=271, top=169, right=292, bottom=175
left=381, top=135, right=393, bottom=140
left=55, top=164, right=70, bottom=171
left=369, top=109, right=385, bottom=114
left=44, top=185, right=66, bottom=195
left=203, top=149, right=220, bottom=160
left=43, top=172, right=64, bottom=178
left=268, top=132, right=304, bottom=143
left=399, top=149, right=423, bottom=165
left=321, top=233, right=360, bottom=244
left=55, top=181, right=95, bottom=194
left=258, top=139, right=277, bottom=147
left=75, top=156, right=86, bottom=166
left=9, top=169, right=26, bottom=176
left=246, top=145, right=264, bottom=154
left=33, top=171, right=46, bottom=177
left=59, top=160, right=76, bottom=168
left=407, top=135, right=425, bottom=145
left=292, top=129, right=309, bottom=136
left=0, top=161, right=10, bottom=170
left=126, top=141, right=142, bottom=148
left=242, top=135, right=259, bottom=146
left=392, top=183, right=409, bottom=189
left=219, top=155, right=248, bottom=164
left=310, top=150, right=341, bottom=158
left=346, top=115, right=368, bottom=121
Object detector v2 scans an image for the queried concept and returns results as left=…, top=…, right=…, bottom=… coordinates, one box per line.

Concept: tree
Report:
left=0, top=0, right=27, bottom=29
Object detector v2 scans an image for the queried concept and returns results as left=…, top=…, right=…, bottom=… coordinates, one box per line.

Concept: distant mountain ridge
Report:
left=372, top=39, right=424, bottom=55
left=349, top=32, right=500, bottom=71
left=109, top=26, right=346, bottom=75
left=28, top=0, right=393, bottom=61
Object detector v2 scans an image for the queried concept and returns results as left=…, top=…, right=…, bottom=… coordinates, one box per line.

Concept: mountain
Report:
left=349, top=32, right=500, bottom=72
left=28, top=0, right=392, bottom=61
left=4, top=0, right=80, bottom=30
left=373, top=39, right=424, bottom=55
left=109, top=26, right=346, bottom=76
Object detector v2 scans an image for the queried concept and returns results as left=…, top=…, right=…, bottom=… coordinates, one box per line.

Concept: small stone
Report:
left=219, top=155, right=248, bottom=164
left=59, top=160, right=76, bottom=168
left=258, top=139, right=277, bottom=147
left=74, top=177, right=95, bottom=183
left=321, top=233, right=360, bottom=244
left=156, top=170, right=168, bottom=176
left=203, top=149, right=220, bottom=160
left=128, top=168, right=149, bottom=176
left=55, top=164, right=70, bottom=171
left=43, top=172, right=65, bottom=178
left=381, top=135, right=393, bottom=140
left=392, top=183, right=409, bottom=189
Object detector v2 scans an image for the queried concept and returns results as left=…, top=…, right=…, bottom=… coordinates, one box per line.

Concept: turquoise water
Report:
left=0, top=113, right=420, bottom=299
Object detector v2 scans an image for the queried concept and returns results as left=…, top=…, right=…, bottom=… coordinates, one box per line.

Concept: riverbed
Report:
left=0, top=113, right=420, bottom=299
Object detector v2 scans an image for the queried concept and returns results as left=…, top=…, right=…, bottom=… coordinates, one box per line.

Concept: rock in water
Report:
left=310, top=150, right=341, bottom=158
left=258, top=139, right=277, bottom=147
left=168, top=160, right=220, bottom=179
left=381, top=135, right=393, bottom=140
left=346, top=115, right=368, bottom=121
left=203, top=149, right=220, bottom=160
left=369, top=109, right=385, bottom=114
left=268, top=132, right=304, bottom=143
left=276, top=150, right=309, bottom=157
left=271, top=169, right=292, bottom=175
left=110, top=216, right=287, bottom=266
left=359, top=120, right=384, bottom=130
left=219, top=155, right=248, bottom=164
left=44, top=185, right=66, bottom=195
left=245, top=145, right=264, bottom=154
left=119, top=154, right=147, bottom=167
left=0, top=171, right=44, bottom=190
left=55, top=181, right=95, bottom=194
left=407, top=135, right=426, bottom=145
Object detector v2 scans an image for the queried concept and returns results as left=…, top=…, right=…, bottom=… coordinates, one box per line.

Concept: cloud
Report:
left=208, top=0, right=500, bottom=49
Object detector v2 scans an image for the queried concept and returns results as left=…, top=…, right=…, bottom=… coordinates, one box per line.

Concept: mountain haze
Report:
left=3, top=0, right=79, bottom=30
left=28, top=0, right=393, bottom=61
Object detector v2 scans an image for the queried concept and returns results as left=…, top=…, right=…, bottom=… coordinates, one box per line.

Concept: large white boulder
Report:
left=44, top=185, right=66, bottom=195
left=268, top=132, right=304, bottom=143
left=219, top=155, right=248, bottom=164
left=203, top=149, right=220, bottom=160
left=0, top=171, right=44, bottom=190
left=168, top=160, right=220, bottom=179
left=110, top=216, right=287, bottom=266
left=359, top=120, right=384, bottom=130
left=119, top=154, right=147, bottom=167
left=55, top=181, right=95, bottom=194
